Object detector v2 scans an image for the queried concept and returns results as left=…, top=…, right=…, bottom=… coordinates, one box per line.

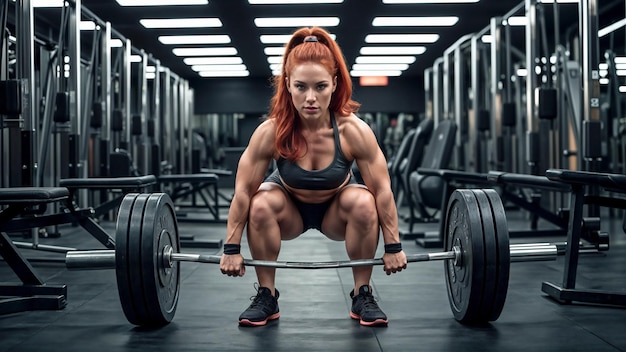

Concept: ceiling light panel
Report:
left=382, top=0, right=478, bottom=3
left=191, top=64, right=248, bottom=72
left=360, top=46, right=426, bottom=55
left=158, top=35, right=231, bottom=45
left=183, top=57, right=244, bottom=65
left=254, top=17, right=340, bottom=27
left=116, top=0, right=208, bottom=6
left=267, top=56, right=283, bottom=64
left=198, top=71, right=250, bottom=77
left=350, top=70, right=402, bottom=77
left=140, top=18, right=222, bottom=28
left=264, top=47, right=286, bottom=56
left=365, top=34, right=439, bottom=43
left=355, top=56, right=416, bottom=64
left=372, top=17, right=458, bottom=26
left=260, top=34, right=336, bottom=44
left=249, top=0, right=343, bottom=4
left=352, top=63, right=409, bottom=71
left=172, top=47, right=238, bottom=56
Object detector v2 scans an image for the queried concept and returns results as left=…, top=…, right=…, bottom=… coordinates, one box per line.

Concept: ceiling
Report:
left=29, top=0, right=623, bottom=82
left=75, top=0, right=528, bottom=81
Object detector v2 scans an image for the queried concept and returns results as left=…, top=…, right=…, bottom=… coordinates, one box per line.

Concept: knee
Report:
left=347, top=191, right=378, bottom=230
left=248, top=192, right=282, bottom=228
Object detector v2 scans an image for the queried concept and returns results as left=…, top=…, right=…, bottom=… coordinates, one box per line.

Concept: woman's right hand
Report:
left=220, top=253, right=246, bottom=277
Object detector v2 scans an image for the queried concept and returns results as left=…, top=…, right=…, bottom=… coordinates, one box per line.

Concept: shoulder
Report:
left=247, top=119, right=278, bottom=157
left=335, top=113, right=378, bottom=158
left=336, top=113, right=375, bottom=140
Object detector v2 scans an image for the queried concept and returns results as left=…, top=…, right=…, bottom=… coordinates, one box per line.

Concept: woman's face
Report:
left=286, top=62, right=336, bottom=122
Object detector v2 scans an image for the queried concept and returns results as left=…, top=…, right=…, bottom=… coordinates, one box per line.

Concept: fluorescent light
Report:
left=350, top=70, right=402, bottom=77
left=482, top=35, right=492, bottom=43
left=270, top=64, right=282, bottom=71
left=504, top=16, right=527, bottom=26
left=146, top=66, right=156, bottom=73
left=79, top=21, right=97, bottom=31
left=191, top=64, right=248, bottom=72
left=599, top=78, right=609, bottom=85
left=620, top=86, right=626, bottom=93
left=365, top=34, right=439, bottom=43
left=110, top=39, right=124, bottom=47
left=267, top=56, right=283, bottom=64
left=183, top=57, right=243, bottom=65
left=140, top=18, right=222, bottom=28
left=260, top=35, right=293, bottom=44
left=372, top=17, right=458, bottom=26
left=360, top=46, right=426, bottom=55
left=33, top=0, right=63, bottom=7
left=146, top=72, right=156, bottom=80
left=355, top=56, right=416, bottom=64
left=198, top=70, right=250, bottom=77
left=249, top=0, right=343, bottom=3
left=130, top=55, right=143, bottom=62
left=599, top=18, right=626, bottom=38
left=116, top=0, right=208, bottom=5
left=260, top=34, right=335, bottom=44
left=264, top=47, right=286, bottom=55
left=172, top=47, right=238, bottom=56
left=539, top=0, right=579, bottom=3
left=158, top=35, right=230, bottom=45
left=383, top=0, right=478, bottom=3
left=254, top=17, right=340, bottom=27
left=352, top=63, right=409, bottom=71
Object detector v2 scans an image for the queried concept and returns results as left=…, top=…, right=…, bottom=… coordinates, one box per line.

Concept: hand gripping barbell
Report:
left=65, top=190, right=565, bottom=327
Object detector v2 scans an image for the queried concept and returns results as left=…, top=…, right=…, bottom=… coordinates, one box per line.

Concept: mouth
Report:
left=303, top=107, right=318, bottom=113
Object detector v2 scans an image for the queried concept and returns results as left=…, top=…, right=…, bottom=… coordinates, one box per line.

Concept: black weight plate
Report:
left=472, top=189, right=498, bottom=323
left=115, top=193, right=145, bottom=325
left=484, top=189, right=510, bottom=321
left=140, top=193, right=180, bottom=325
left=444, top=189, right=486, bottom=323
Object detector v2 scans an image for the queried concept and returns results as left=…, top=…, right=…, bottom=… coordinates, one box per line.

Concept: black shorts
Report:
left=264, top=169, right=357, bottom=231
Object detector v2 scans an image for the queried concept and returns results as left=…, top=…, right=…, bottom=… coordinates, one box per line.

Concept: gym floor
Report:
left=1, top=201, right=625, bottom=352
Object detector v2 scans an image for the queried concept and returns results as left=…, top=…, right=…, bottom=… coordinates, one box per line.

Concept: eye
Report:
left=317, top=84, right=328, bottom=91
left=295, top=83, right=305, bottom=90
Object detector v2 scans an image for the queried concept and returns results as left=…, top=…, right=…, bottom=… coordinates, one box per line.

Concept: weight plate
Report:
left=484, top=189, right=510, bottom=321
left=115, top=193, right=146, bottom=325
left=444, top=189, right=486, bottom=323
left=140, top=193, right=180, bottom=325
left=473, top=189, right=499, bottom=323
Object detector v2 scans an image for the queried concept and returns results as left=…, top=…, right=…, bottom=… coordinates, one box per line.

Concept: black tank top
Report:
left=276, top=112, right=352, bottom=190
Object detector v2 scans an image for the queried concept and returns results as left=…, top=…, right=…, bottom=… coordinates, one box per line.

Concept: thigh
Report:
left=251, top=182, right=304, bottom=240
left=320, top=184, right=376, bottom=241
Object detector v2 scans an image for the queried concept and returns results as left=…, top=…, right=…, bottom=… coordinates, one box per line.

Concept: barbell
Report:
left=65, top=189, right=565, bottom=327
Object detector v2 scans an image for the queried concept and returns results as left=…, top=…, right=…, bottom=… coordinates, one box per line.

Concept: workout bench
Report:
left=0, top=187, right=68, bottom=315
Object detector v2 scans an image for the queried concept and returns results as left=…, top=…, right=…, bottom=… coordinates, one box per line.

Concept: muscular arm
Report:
left=225, top=120, right=276, bottom=245
left=342, top=115, right=400, bottom=245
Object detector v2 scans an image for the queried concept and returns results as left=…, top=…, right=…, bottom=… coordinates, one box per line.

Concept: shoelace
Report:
left=358, top=294, right=380, bottom=311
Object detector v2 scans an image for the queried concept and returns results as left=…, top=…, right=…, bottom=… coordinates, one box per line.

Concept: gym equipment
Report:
left=66, top=189, right=566, bottom=327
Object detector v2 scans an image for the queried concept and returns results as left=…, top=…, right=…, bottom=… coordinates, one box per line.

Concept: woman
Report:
left=220, top=26, right=407, bottom=327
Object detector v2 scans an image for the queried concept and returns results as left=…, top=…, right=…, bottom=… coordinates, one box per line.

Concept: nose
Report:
left=305, top=88, right=316, bottom=102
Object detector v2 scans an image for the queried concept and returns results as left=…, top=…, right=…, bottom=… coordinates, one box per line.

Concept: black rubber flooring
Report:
left=1, top=203, right=625, bottom=352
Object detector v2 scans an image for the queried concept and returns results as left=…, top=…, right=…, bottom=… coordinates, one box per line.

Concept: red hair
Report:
left=268, top=27, right=360, bottom=161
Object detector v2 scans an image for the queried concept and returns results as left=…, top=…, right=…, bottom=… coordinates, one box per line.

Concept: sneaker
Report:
left=238, top=285, right=280, bottom=326
left=350, top=285, right=388, bottom=327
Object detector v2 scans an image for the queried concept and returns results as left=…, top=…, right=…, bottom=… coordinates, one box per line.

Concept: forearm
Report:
left=225, top=191, right=251, bottom=244
left=374, top=189, right=401, bottom=244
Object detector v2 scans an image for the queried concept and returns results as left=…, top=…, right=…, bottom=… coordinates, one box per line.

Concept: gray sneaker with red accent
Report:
left=350, top=285, right=388, bottom=327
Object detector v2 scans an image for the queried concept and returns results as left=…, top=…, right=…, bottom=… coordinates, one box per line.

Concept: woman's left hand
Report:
left=382, top=251, right=407, bottom=275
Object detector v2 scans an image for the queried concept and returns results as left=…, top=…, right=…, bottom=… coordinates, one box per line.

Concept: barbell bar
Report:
left=62, top=189, right=582, bottom=327
left=65, top=242, right=558, bottom=270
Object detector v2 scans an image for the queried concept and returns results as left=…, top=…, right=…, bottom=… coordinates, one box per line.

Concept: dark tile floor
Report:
left=1, top=202, right=626, bottom=352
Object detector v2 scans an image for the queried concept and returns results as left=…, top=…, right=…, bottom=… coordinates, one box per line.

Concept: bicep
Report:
left=349, top=123, right=391, bottom=193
